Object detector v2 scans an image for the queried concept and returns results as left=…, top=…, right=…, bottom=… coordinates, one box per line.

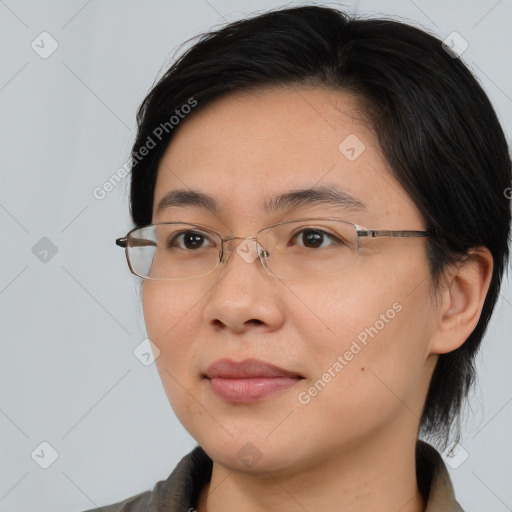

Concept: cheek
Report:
left=142, top=281, right=204, bottom=361
left=285, top=269, right=406, bottom=354
left=142, top=281, right=206, bottom=419
left=291, top=269, right=433, bottom=425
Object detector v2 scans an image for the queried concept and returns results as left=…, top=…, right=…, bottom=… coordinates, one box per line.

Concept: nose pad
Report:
left=259, top=245, right=270, bottom=259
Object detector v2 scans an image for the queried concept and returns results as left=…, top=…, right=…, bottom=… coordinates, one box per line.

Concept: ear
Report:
left=428, top=246, right=493, bottom=355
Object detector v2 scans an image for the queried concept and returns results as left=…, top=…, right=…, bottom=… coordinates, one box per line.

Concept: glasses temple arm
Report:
left=115, top=237, right=157, bottom=248
left=357, top=230, right=431, bottom=238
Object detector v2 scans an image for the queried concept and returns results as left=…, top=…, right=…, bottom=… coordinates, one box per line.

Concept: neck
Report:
left=196, top=430, right=426, bottom=512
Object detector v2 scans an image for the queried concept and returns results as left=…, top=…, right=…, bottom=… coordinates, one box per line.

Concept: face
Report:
left=143, top=86, right=438, bottom=476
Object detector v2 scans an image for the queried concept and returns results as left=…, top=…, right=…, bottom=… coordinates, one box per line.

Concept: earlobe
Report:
left=429, top=247, right=493, bottom=355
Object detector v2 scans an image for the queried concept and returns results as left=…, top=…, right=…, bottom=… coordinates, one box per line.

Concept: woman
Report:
left=91, top=5, right=510, bottom=511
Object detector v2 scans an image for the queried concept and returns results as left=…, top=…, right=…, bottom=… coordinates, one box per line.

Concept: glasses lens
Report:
left=258, top=219, right=358, bottom=279
left=127, top=224, right=222, bottom=280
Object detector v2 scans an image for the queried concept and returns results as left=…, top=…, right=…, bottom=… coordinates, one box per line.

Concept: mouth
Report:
left=204, top=358, right=304, bottom=403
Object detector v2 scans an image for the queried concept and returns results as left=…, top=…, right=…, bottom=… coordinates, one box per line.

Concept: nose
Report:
left=202, top=236, right=285, bottom=335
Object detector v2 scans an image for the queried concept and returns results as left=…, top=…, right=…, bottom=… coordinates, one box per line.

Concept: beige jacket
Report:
left=83, top=440, right=464, bottom=511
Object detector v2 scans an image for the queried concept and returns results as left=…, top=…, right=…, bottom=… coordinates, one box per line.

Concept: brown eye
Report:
left=290, top=228, right=343, bottom=249
left=168, top=231, right=214, bottom=250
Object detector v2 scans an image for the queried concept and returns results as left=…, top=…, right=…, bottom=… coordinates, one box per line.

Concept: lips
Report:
left=204, top=358, right=304, bottom=403
left=205, top=358, right=303, bottom=379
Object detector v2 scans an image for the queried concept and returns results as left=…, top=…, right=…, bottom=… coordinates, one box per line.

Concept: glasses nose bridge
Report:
left=221, top=234, right=262, bottom=246
left=222, top=234, right=257, bottom=247
left=219, top=234, right=268, bottom=265
left=223, top=235, right=255, bottom=242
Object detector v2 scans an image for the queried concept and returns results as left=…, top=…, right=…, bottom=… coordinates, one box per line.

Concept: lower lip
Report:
left=208, top=377, right=300, bottom=403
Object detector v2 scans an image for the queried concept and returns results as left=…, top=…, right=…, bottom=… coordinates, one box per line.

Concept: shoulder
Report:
left=78, top=445, right=212, bottom=512
left=81, top=490, right=152, bottom=512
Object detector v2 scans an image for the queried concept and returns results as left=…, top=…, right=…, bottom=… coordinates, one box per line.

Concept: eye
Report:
left=289, top=228, right=344, bottom=249
left=167, top=230, right=216, bottom=250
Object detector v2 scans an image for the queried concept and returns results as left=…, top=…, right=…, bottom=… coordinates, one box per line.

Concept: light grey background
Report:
left=0, top=1, right=511, bottom=511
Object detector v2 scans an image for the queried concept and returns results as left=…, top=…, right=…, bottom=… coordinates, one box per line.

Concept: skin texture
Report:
left=142, top=86, right=493, bottom=512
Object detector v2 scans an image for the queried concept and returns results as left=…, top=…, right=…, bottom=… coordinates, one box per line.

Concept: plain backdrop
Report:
left=0, top=1, right=511, bottom=511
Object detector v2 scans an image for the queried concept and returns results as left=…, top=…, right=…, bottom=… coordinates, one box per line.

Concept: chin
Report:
left=197, top=434, right=308, bottom=475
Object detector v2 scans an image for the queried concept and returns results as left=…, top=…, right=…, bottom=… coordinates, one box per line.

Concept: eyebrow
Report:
left=155, top=185, right=366, bottom=216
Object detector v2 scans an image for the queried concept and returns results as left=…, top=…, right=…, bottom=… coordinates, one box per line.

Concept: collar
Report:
left=89, top=440, right=464, bottom=511
left=416, top=440, right=464, bottom=511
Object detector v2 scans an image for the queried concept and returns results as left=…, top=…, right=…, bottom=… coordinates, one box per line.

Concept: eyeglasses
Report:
left=115, top=218, right=431, bottom=281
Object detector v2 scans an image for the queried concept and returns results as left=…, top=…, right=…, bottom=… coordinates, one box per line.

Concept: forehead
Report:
left=152, top=86, right=423, bottom=229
